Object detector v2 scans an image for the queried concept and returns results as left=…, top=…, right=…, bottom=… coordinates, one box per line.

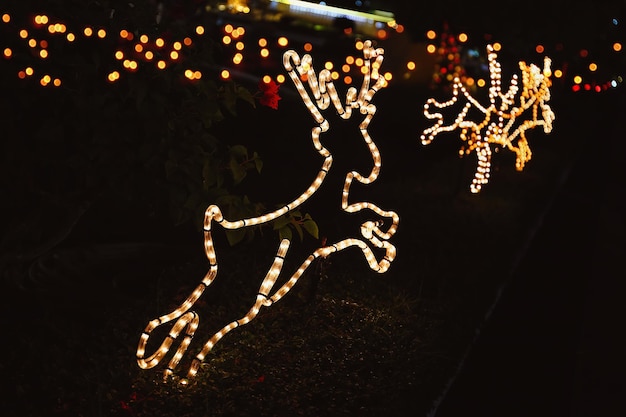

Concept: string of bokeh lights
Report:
left=2, top=8, right=622, bottom=93
left=1, top=11, right=210, bottom=86
left=422, top=25, right=623, bottom=94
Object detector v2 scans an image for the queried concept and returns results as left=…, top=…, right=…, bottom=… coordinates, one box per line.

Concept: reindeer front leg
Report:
left=184, top=238, right=292, bottom=380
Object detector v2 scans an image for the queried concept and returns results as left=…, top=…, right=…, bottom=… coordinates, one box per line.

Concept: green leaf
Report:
left=293, top=222, right=304, bottom=241
left=229, top=145, right=248, bottom=159
left=253, top=151, right=263, bottom=173
left=222, top=82, right=238, bottom=115
left=278, top=226, right=292, bottom=241
left=273, top=215, right=291, bottom=230
left=236, top=85, right=256, bottom=108
left=303, top=219, right=319, bottom=239
left=229, top=155, right=247, bottom=184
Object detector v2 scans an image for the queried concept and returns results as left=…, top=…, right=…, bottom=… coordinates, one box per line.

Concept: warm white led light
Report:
left=137, top=40, right=399, bottom=382
left=421, top=44, right=555, bottom=193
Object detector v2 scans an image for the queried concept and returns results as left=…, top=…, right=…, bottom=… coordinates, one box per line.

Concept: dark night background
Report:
left=1, top=1, right=625, bottom=416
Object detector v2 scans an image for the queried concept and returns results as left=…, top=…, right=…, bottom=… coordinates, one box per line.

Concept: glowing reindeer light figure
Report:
left=421, top=44, right=555, bottom=193
left=137, top=40, right=399, bottom=383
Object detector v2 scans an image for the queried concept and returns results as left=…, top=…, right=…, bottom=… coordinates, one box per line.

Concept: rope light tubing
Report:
left=137, top=40, right=399, bottom=383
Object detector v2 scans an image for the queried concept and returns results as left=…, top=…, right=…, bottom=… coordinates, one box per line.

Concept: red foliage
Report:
left=258, top=79, right=281, bottom=110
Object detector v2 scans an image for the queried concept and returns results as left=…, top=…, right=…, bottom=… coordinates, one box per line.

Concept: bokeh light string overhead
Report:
left=421, top=44, right=555, bottom=193
left=137, top=40, right=399, bottom=383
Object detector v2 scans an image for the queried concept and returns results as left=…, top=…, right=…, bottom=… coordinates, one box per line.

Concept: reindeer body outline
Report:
left=421, top=44, right=555, bottom=193
left=137, top=40, right=399, bottom=382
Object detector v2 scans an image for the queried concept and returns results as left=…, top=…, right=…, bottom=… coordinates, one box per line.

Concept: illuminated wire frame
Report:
left=421, top=44, right=555, bottom=193
left=137, top=40, right=399, bottom=383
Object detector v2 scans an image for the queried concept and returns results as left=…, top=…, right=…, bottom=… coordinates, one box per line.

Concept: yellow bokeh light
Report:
left=115, top=50, right=124, bottom=60
left=554, top=69, right=562, bottom=78
left=355, top=40, right=364, bottom=50
left=108, top=71, right=120, bottom=82
left=39, top=49, right=48, bottom=59
left=97, top=29, right=106, bottom=38
left=233, top=52, right=243, bottom=64
left=25, top=67, right=34, bottom=76
left=331, top=71, right=339, bottom=80
left=19, top=29, right=28, bottom=38
left=66, top=33, right=75, bottom=42
left=84, top=27, right=93, bottom=37
left=260, top=48, right=269, bottom=58
left=3, top=48, right=12, bottom=58
left=492, top=42, right=501, bottom=51
left=48, top=24, right=56, bottom=34
left=157, top=60, right=166, bottom=69
left=223, top=35, right=231, bottom=45
left=458, top=33, right=468, bottom=43
left=236, top=27, right=245, bottom=36
left=173, top=41, right=182, bottom=51
left=224, top=24, right=233, bottom=34
left=196, top=25, right=204, bottom=35
left=342, top=64, right=350, bottom=73
left=145, top=51, right=154, bottom=60
left=156, top=38, right=165, bottom=48
left=276, top=74, right=285, bottom=83
left=426, top=29, right=436, bottom=39
left=235, top=41, right=244, bottom=51
left=588, top=62, right=597, bottom=72
left=258, top=38, right=267, bottom=47
left=221, top=69, right=230, bottom=79
left=426, top=44, right=436, bottom=54
left=324, top=61, right=333, bottom=70
left=170, top=50, right=179, bottom=60
left=28, top=39, right=37, bottom=48
left=278, top=36, right=288, bottom=47
left=477, top=78, right=486, bottom=87
left=346, top=55, right=354, bottom=65
left=573, top=75, right=582, bottom=84
left=355, top=57, right=364, bottom=67
left=2, top=13, right=10, bottom=23
left=384, top=72, right=392, bottom=81
left=262, top=75, right=272, bottom=84
left=407, top=61, right=416, bottom=70
left=140, top=34, right=149, bottom=43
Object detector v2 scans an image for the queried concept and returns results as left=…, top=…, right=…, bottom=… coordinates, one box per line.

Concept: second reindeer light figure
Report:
left=421, top=44, right=555, bottom=193
left=137, top=40, right=399, bottom=383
